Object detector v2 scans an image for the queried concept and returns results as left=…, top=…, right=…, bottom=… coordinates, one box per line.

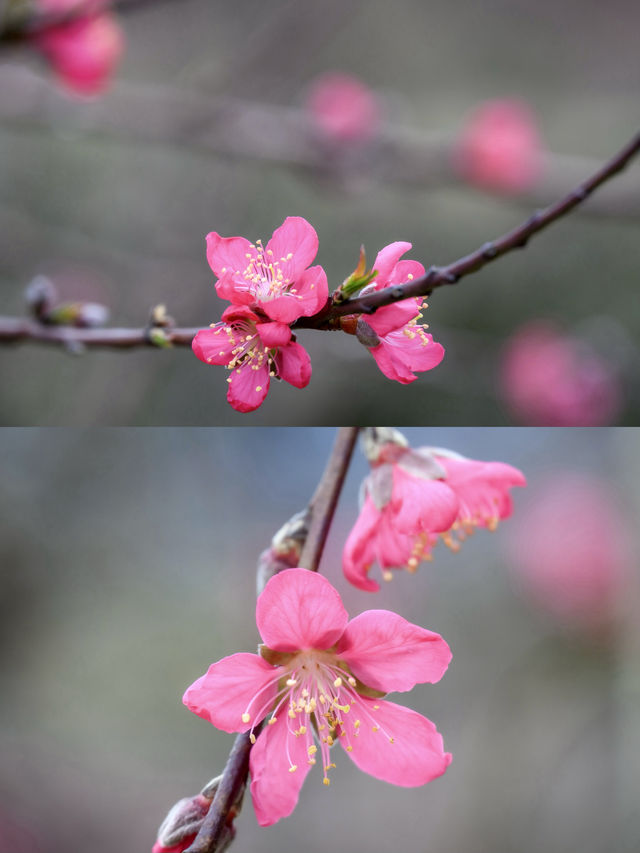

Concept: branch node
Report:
left=481, top=242, right=498, bottom=260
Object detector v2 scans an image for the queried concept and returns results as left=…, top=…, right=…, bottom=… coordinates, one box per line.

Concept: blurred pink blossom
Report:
left=507, top=474, right=632, bottom=633
left=192, top=305, right=311, bottom=413
left=35, top=0, right=124, bottom=95
left=307, top=72, right=380, bottom=143
left=362, top=242, right=445, bottom=383
left=501, top=321, right=622, bottom=426
left=183, top=569, right=451, bottom=826
left=343, top=432, right=526, bottom=591
left=455, top=98, right=542, bottom=193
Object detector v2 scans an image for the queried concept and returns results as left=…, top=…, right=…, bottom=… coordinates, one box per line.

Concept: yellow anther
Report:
left=308, top=758, right=316, bottom=765
left=301, top=688, right=309, bottom=699
left=286, top=677, right=297, bottom=686
left=319, top=695, right=326, bottom=705
left=326, top=735, right=334, bottom=746
left=288, top=765, right=298, bottom=773
left=373, top=705, right=380, bottom=710
left=383, top=570, right=394, bottom=582
left=250, top=733, right=256, bottom=744
left=372, top=726, right=379, bottom=732
left=348, top=676, right=356, bottom=687
left=318, top=724, right=326, bottom=731
left=288, top=709, right=296, bottom=718
left=346, top=745, right=353, bottom=752
left=255, top=386, right=262, bottom=392
left=354, top=720, right=361, bottom=729
left=305, top=704, right=313, bottom=714
left=241, top=713, right=250, bottom=723
left=308, top=744, right=317, bottom=755
left=298, top=725, right=307, bottom=735
left=389, top=737, right=395, bottom=744
left=333, top=677, right=342, bottom=688
left=268, top=716, right=277, bottom=725
left=323, top=777, right=330, bottom=786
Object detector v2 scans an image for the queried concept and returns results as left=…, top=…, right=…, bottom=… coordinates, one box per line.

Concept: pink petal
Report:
left=387, top=259, right=425, bottom=285
left=391, top=467, right=459, bottom=534
left=336, top=611, right=451, bottom=693
left=342, top=496, right=383, bottom=592
left=215, top=273, right=255, bottom=306
left=256, top=322, right=292, bottom=348
left=369, top=342, right=414, bottom=383
left=249, top=713, right=312, bottom=826
left=256, top=568, right=348, bottom=652
left=226, top=361, right=271, bottom=413
left=437, top=456, right=526, bottom=525
left=263, top=265, right=329, bottom=323
left=192, top=326, right=237, bottom=366
left=370, top=332, right=445, bottom=384
left=206, top=232, right=255, bottom=281
left=221, top=305, right=259, bottom=324
left=182, top=653, right=278, bottom=733
left=275, top=342, right=312, bottom=389
left=341, top=697, right=451, bottom=786
left=265, top=217, right=318, bottom=280
left=367, top=299, right=421, bottom=337
left=372, top=242, right=412, bottom=286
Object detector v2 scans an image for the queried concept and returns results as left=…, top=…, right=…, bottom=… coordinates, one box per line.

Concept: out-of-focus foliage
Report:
left=0, top=0, right=639, bottom=424
left=0, top=427, right=638, bottom=851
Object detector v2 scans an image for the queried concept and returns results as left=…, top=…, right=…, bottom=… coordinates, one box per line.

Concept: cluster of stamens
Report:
left=222, top=239, right=306, bottom=304
left=401, top=297, right=431, bottom=346
left=241, top=651, right=393, bottom=786
left=208, top=317, right=279, bottom=394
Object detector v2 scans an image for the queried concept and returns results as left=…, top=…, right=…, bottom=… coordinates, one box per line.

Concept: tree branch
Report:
left=0, top=316, right=198, bottom=348
left=292, top=128, right=640, bottom=330
left=181, top=426, right=360, bottom=853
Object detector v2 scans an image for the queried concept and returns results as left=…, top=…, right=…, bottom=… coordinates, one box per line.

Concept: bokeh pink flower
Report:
left=455, top=98, right=542, bottom=193
left=34, top=0, right=124, bottom=95
left=501, top=321, right=622, bottom=425
left=359, top=242, right=445, bottom=383
left=183, top=568, right=452, bottom=827
left=344, top=431, right=526, bottom=591
left=207, top=217, right=328, bottom=325
left=192, top=305, right=311, bottom=413
left=506, top=473, right=632, bottom=634
left=307, top=72, right=380, bottom=143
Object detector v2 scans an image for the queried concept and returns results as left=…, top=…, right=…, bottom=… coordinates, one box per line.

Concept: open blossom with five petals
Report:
left=206, top=217, right=329, bottom=325
left=343, top=430, right=526, bottom=591
left=183, top=569, right=452, bottom=827
left=192, top=306, right=311, bottom=412
left=34, top=0, right=124, bottom=96
left=358, top=243, right=445, bottom=383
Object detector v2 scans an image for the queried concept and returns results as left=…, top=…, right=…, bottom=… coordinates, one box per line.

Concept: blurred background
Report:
left=1, top=426, right=639, bottom=852
left=1, top=0, right=640, bottom=424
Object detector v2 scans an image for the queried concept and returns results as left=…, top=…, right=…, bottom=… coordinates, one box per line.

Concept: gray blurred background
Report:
left=1, top=427, right=639, bottom=852
left=1, top=0, right=640, bottom=425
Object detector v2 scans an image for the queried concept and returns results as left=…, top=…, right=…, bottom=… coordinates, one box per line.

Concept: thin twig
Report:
left=182, top=426, right=360, bottom=853
left=293, top=128, right=640, bottom=329
left=0, top=317, right=199, bottom=347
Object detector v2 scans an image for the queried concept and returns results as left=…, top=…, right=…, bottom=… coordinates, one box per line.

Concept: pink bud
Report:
left=506, top=474, right=632, bottom=634
left=500, top=321, right=622, bottom=426
left=34, top=0, right=124, bottom=96
left=455, top=98, right=542, bottom=193
left=152, top=836, right=196, bottom=853
left=306, top=72, right=380, bottom=143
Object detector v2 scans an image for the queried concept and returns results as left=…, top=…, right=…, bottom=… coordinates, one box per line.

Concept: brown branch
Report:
left=181, top=426, right=360, bottom=853
left=0, top=316, right=199, bottom=348
left=0, top=0, right=187, bottom=42
left=293, top=128, right=640, bottom=330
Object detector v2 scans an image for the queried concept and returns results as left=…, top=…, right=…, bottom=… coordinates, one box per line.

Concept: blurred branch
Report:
left=0, top=315, right=199, bottom=348
left=0, top=0, right=186, bottom=42
left=1, top=68, right=640, bottom=218
left=294, top=129, right=640, bottom=329
left=182, top=426, right=360, bottom=853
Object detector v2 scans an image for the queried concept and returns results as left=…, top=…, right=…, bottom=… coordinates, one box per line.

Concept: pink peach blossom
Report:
left=35, top=0, right=124, bottom=96
left=183, top=568, right=452, bottom=827
left=343, top=432, right=526, bottom=591
left=501, top=321, right=622, bottom=426
left=361, top=242, right=445, bottom=383
left=455, top=98, right=542, bottom=193
left=506, top=474, right=632, bottom=633
left=192, top=306, right=311, bottom=413
left=306, top=72, right=380, bottom=143
left=206, top=217, right=328, bottom=325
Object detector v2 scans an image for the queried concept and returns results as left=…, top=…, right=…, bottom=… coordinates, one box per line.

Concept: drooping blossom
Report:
left=506, top=474, right=632, bottom=635
left=183, top=568, right=452, bottom=827
left=343, top=429, right=526, bottom=591
left=206, top=217, right=328, bottom=325
left=34, top=0, right=124, bottom=96
left=356, top=242, right=445, bottom=383
left=306, top=72, right=380, bottom=143
left=192, top=306, right=311, bottom=413
left=500, top=321, right=622, bottom=426
left=455, top=99, right=542, bottom=194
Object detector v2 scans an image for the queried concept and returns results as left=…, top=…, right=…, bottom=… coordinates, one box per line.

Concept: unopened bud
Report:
left=361, top=427, right=408, bottom=464
left=150, top=304, right=175, bottom=328
left=154, top=793, right=212, bottom=849
left=46, top=301, right=110, bottom=328
left=148, top=327, right=173, bottom=348
left=334, top=246, right=378, bottom=302
left=25, top=275, right=57, bottom=320
left=256, top=509, right=311, bottom=594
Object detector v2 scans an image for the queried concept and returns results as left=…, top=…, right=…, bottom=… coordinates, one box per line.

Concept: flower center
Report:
left=241, top=649, right=391, bottom=786
left=210, top=317, right=279, bottom=381
left=236, top=239, right=302, bottom=303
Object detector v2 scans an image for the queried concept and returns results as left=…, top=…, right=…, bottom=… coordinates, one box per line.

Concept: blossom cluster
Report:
left=192, top=218, right=444, bottom=411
